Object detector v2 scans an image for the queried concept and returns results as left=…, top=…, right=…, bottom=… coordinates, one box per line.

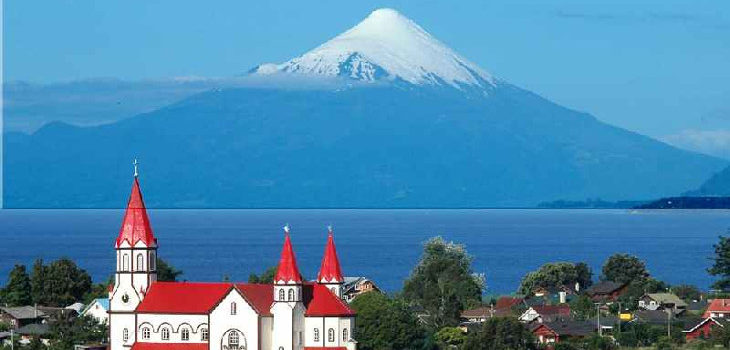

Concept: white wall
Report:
left=110, top=313, right=135, bottom=350
left=83, top=301, right=108, bottom=324
left=136, top=314, right=208, bottom=343
left=209, top=289, right=260, bottom=350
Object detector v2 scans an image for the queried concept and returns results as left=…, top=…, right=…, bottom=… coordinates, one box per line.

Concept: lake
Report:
left=0, top=209, right=728, bottom=294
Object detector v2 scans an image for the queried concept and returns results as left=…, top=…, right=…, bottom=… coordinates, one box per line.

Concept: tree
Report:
left=350, top=292, right=427, bottom=350
left=157, top=258, right=183, bottom=282
left=0, top=264, right=32, bottom=306
left=434, top=327, right=467, bottom=349
left=600, top=253, right=648, bottom=284
left=673, top=284, right=702, bottom=302
left=30, top=258, right=92, bottom=306
left=575, top=262, right=593, bottom=289
left=47, top=315, right=108, bottom=350
left=30, top=259, right=46, bottom=304
left=709, top=235, right=730, bottom=290
left=402, top=237, right=483, bottom=329
left=518, top=262, right=588, bottom=295
left=570, top=295, right=595, bottom=320
left=462, top=317, right=536, bottom=350
left=248, top=266, right=277, bottom=284
left=618, top=278, right=669, bottom=311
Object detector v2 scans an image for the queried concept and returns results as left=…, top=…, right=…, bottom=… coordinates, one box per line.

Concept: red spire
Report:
left=317, top=226, right=344, bottom=283
left=115, top=176, right=157, bottom=248
left=274, top=225, right=303, bottom=283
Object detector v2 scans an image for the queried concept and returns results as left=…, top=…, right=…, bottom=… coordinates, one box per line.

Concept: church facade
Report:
left=108, top=173, right=357, bottom=350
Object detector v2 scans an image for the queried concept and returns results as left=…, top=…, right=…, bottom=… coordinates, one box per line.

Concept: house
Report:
left=81, top=298, right=110, bottom=324
left=342, top=277, right=381, bottom=302
left=15, top=323, right=51, bottom=345
left=66, top=302, right=86, bottom=315
left=0, top=306, right=46, bottom=329
left=108, top=172, right=357, bottom=350
left=584, top=281, right=628, bottom=301
left=460, top=307, right=492, bottom=323
left=632, top=309, right=675, bottom=325
left=495, top=296, right=524, bottom=311
left=683, top=317, right=730, bottom=340
left=531, top=320, right=595, bottom=344
left=519, top=305, right=571, bottom=323
left=702, top=299, right=730, bottom=318
left=638, top=293, right=687, bottom=314
left=687, top=300, right=708, bottom=315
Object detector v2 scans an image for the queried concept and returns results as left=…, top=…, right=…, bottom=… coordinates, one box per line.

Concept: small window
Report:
left=288, top=289, right=295, bottom=301
left=123, top=254, right=129, bottom=271
left=229, top=332, right=239, bottom=346
left=314, top=328, right=320, bottom=342
left=299, top=331, right=303, bottom=345
left=181, top=328, right=190, bottom=341
left=343, top=328, right=348, bottom=341
left=123, top=328, right=129, bottom=342
left=142, top=327, right=150, bottom=339
left=150, top=252, right=156, bottom=270
left=328, top=328, right=335, bottom=342
left=279, top=347, right=284, bottom=350
left=161, top=328, right=170, bottom=340
left=137, top=253, right=144, bottom=270
left=201, top=328, right=209, bottom=341
left=231, top=302, right=237, bottom=315
left=279, top=288, right=285, bottom=300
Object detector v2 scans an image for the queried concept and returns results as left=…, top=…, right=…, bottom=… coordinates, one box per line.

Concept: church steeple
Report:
left=274, top=225, right=303, bottom=284
left=115, top=163, right=156, bottom=248
left=317, top=226, right=345, bottom=298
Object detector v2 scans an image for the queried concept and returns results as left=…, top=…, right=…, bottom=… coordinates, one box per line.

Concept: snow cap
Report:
left=115, top=176, right=157, bottom=248
left=317, top=226, right=344, bottom=283
left=274, top=225, right=303, bottom=284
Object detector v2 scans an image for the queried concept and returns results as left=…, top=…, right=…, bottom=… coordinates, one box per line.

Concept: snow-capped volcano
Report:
left=251, top=8, right=495, bottom=89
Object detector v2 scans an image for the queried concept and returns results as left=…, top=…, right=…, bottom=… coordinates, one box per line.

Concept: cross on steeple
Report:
left=133, top=158, right=139, bottom=178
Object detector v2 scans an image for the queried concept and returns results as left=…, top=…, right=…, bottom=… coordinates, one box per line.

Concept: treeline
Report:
left=0, top=257, right=182, bottom=307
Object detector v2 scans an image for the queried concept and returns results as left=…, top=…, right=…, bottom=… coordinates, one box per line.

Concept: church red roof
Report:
left=115, top=177, right=156, bottom=248
left=274, top=227, right=303, bottom=283
left=132, top=343, right=208, bottom=350
left=317, top=228, right=344, bottom=283
left=305, top=284, right=355, bottom=317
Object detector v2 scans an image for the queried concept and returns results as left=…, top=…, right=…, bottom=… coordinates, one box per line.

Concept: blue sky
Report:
left=4, top=0, right=730, bottom=154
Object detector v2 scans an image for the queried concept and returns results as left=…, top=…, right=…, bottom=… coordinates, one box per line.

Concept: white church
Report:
left=108, top=171, right=357, bottom=350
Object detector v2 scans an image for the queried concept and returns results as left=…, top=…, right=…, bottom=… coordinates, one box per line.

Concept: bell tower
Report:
left=270, top=225, right=306, bottom=350
left=317, top=226, right=345, bottom=298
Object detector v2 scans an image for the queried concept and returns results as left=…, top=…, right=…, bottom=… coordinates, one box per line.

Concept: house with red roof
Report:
left=702, top=299, right=730, bottom=318
left=109, top=169, right=356, bottom=350
left=519, top=305, right=571, bottom=324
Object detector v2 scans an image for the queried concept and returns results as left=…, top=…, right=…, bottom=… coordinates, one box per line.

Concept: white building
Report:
left=81, top=299, right=109, bottom=324
left=108, top=173, right=356, bottom=350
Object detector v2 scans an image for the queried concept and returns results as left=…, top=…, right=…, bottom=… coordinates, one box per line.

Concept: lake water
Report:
left=0, top=209, right=729, bottom=294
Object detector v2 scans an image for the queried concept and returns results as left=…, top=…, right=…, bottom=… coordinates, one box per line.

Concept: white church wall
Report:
left=110, top=313, right=135, bottom=350
left=209, top=289, right=260, bottom=350
left=136, top=313, right=208, bottom=343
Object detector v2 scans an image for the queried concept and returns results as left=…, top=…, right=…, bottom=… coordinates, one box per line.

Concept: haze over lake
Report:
left=1, top=209, right=727, bottom=294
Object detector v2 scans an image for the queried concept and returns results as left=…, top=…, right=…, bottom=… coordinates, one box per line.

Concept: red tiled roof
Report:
left=533, top=305, right=571, bottom=316
left=703, top=299, right=730, bottom=317
left=275, top=228, right=303, bottom=283
left=235, top=283, right=275, bottom=316
left=305, top=284, right=355, bottom=317
left=495, top=297, right=523, bottom=310
left=136, top=282, right=232, bottom=314
left=116, top=177, right=157, bottom=248
left=131, top=343, right=208, bottom=350
left=317, top=228, right=344, bottom=283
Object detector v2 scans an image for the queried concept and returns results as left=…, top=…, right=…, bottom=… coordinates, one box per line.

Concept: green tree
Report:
left=48, top=315, right=108, bottom=350
left=462, top=317, right=536, bottom=350
left=601, top=253, right=648, bottom=284
left=709, top=235, right=730, bottom=290
left=248, top=266, right=277, bottom=284
left=157, top=258, right=183, bottom=282
left=350, top=292, right=427, bottom=350
left=30, top=258, right=92, bottom=306
left=30, top=259, right=46, bottom=304
left=575, top=262, right=593, bottom=288
left=518, top=262, right=585, bottom=295
left=402, top=237, right=483, bottom=329
left=0, top=264, right=32, bottom=306
left=434, top=327, right=467, bottom=349
left=672, top=284, right=702, bottom=302
left=570, top=295, right=595, bottom=320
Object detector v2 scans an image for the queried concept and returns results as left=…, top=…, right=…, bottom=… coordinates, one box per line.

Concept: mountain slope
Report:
left=4, top=9, right=725, bottom=208
left=686, top=165, right=730, bottom=196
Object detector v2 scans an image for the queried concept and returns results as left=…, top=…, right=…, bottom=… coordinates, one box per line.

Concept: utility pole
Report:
left=667, top=308, right=671, bottom=338
left=10, top=328, right=13, bottom=350
left=596, top=303, right=602, bottom=336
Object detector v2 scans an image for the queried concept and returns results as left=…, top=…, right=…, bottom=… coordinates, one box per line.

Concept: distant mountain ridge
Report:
left=4, top=9, right=725, bottom=208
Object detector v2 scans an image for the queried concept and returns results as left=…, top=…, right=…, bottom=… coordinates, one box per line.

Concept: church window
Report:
left=142, top=327, right=150, bottom=339
left=288, top=288, right=295, bottom=301
left=314, top=328, right=319, bottom=342
left=279, top=288, right=285, bottom=300
left=331, top=287, right=337, bottom=294
left=123, top=328, right=129, bottom=342
left=231, top=302, right=237, bottom=315
left=150, top=252, right=156, bottom=270
left=137, top=253, right=144, bottom=270
left=181, top=328, right=189, bottom=341
left=328, top=328, right=335, bottom=342
left=343, top=328, right=348, bottom=341
left=201, top=328, right=209, bottom=341
left=161, top=328, right=170, bottom=340
left=298, top=331, right=302, bottom=345
left=123, top=254, right=129, bottom=271
left=228, top=332, right=239, bottom=346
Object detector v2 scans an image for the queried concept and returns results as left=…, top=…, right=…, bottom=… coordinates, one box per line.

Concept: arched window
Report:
left=137, top=253, right=144, bottom=270
left=149, top=251, right=156, bottom=270
left=331, top=287, right=337, bottom=294
left=123, top=328, right=129, bottom=342
left=328, top=328, right=335, bottom=342
left=228, top=332, right=239, bottom=346
left=123, top=254, right=129, bottom=271
left=230, top=302, right=237, bottom=315
left=142, top=327, right=150, bottom=339
left=161, top=328, right=170, bottom=340
left=343, top=328, right=348, bottom=341
left=313, top=328, right=320, bottom=342
left=288, top=288, right=295, bottom=301
left=201, top=328, right=209, bottom=341
left=278, top=288, right=285, bottom=300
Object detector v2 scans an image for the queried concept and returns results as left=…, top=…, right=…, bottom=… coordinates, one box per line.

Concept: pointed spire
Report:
left=115, top=173, right=156, bottom=248
left=317, top=225, right=344, bottom=283
left=274, top=225, right=303, bottom=284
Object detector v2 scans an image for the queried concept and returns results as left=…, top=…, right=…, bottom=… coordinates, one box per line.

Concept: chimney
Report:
left=559, top=291, right=567, bottom=304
